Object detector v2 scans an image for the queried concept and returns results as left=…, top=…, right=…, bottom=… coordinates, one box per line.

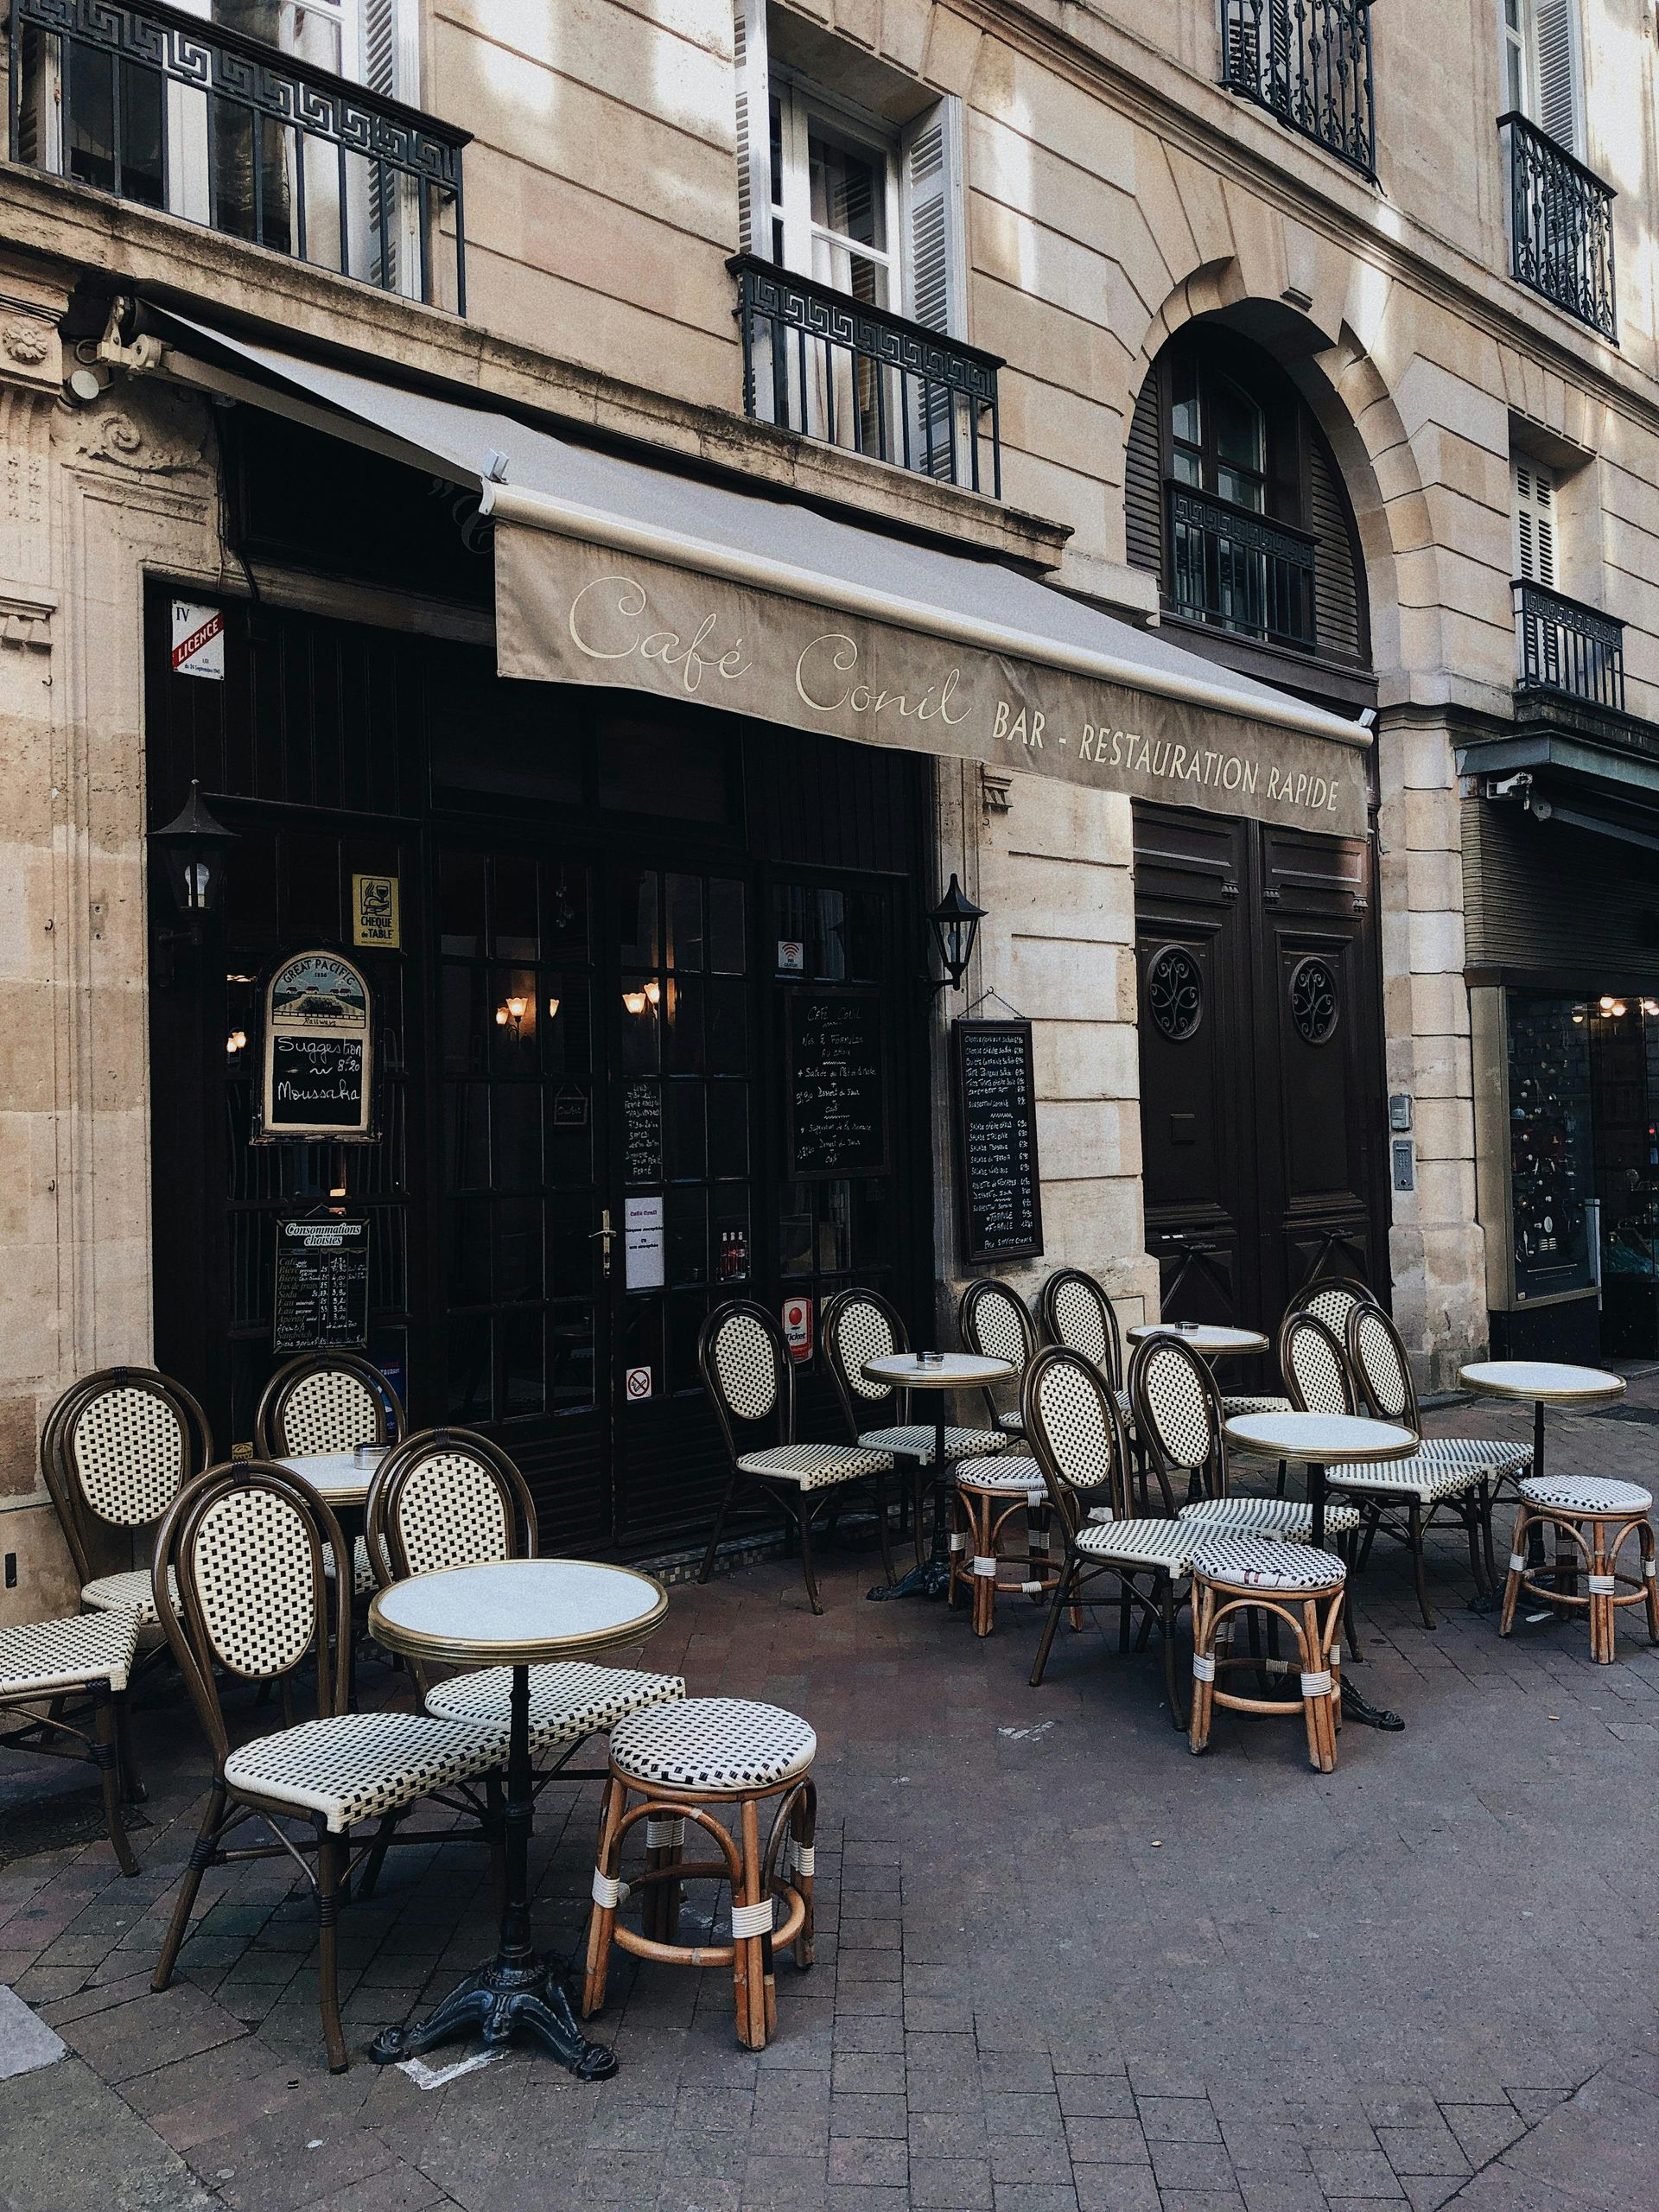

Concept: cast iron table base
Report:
left=370, top=1666, right=616, bottom=2079
left=868, top=1403, right=952, bottom=1602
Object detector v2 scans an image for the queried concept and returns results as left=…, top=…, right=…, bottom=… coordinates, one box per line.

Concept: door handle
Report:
left=590, top=1208, right=615, bottom=1279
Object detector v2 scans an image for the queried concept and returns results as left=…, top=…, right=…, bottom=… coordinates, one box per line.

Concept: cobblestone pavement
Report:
left=3, top=1374, right=1659, bottom=2211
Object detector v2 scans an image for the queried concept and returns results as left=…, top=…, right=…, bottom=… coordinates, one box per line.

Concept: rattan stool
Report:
left=1499, top=1476, right=1659, bottom=1663
left=950, top=1458, right=1065, bottom=1637
left=582, top=1697, right=816, bottom=2050
left=1188, top=1535, right=1346, bottom=1772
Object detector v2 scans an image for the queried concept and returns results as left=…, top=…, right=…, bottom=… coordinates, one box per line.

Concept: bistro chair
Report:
left=43, top=1366, right=212, bottom=1634
left=255, top=1351, right=406, bottom=1599
left=698, top=1301, right=896, bottom=1614
left=1499, top=1475, right=1659, bottom=1663
left=958, top=1278, right=1039, bottom=1440
left=1287, top=1274, right=1373, bottom=1340
left=582, top=1695, right=817, bottom=2051
left=0, top=1609, right=143, bottom=1874
left=1022, top=1346, right=1194, bottom=1724
left=1187, top=1534, right=1346, bottom=1773
left=1038, top=1268, right=1132, bottom=1423
left=366, top=1427, right=684, bottom=1763
left=149, top=1461, right=508, bottom=2073
left=820, top=1287, right=1008, bottom=1561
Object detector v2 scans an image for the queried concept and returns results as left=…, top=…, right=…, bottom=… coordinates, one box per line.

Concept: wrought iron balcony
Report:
left=730, top=255, right=1001, bottom=497
left=1220, top=0, right=1376, bottom=179
left=1500, top=113, right=1615, bottom=341
left=7, top=0, right=468, bottom=311
left=1513, top=579, right=1625, bottom=712
left=1166, top=483, right=1318, bottom=652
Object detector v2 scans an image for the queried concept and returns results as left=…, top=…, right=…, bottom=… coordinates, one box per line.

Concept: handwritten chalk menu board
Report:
left=273, top=1216, right=371, bottom=1353
left=787, top=992, right=887, bottom=1176
left=257, top=949, right=374, bottom=1142
left=953, top=1020, right=1044, bottom=1263
left=622, top=1079, right=663, bottom=1184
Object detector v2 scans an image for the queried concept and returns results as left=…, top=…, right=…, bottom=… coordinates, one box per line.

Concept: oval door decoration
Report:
left=1289, top=955, right=1341, bottom=1046
left=1146, top=944, right=1204, bottom=1042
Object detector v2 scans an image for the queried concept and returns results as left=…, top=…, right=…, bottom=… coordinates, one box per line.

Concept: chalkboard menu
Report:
left=257, top=949, right=374, bottom=1142
left=273, top=1215, right=371, bottom=1353
left=787, top=992, right=887, bottom=1176
left=953, top=1020, right=1044, bottom=1263
left=622, top=1079, right=663, bottom=1183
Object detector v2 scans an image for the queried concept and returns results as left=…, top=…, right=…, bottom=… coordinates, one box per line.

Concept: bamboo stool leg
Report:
left=972, top=1494, right=996, bottom=1639
left=788, top=1781, right=817, bottom=1969
left=734, top=1794, right=768, bottom=2050
left=1589, top=1522, right=1616, bottom=1664
left=1188, top=1578, right=1216, bottom=1756
left=582, top=1774, right=628, bottom=2019
left=1642, top=1519, right=1659, bottom=1643
left=641, top=1810, right=685, bottom=1945
left=1297, top=1597, right=1338, bottom=1774
left=948, top=1489, right=970, bottom=1611
left=1498, top=1507, right=1531, bottom=1636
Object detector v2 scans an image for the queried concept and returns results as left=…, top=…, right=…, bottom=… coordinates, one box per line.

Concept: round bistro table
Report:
left=1127, top=1323, right=1269, bottom=1357
left=367, top=1557, right=668, bottom=2077
left=1222, top=1409, right=1419, bottom=1732
left=1458, top=1361, right=1625, bottom=1598
left=279, top=1447, right=384, bottom=1509
left=861, top=1352, right=1012, bottom=1603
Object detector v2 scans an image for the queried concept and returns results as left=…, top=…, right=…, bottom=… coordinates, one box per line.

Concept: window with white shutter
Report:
left=1503, top=0, right=1583, bottom=156
left=900, top=99, right=966, bottom=341
left=1513, top=455, right=1558, bottom=586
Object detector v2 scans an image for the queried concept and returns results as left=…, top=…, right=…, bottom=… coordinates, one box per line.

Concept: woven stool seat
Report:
left=855, top=1424, right=1008, bottom=1464
left=1180, top=1494, right=1361, bottom=1539
left=426, top=1662, right=685, bottom=1749
left=222, top=1709, right=504, bottom=1834
left=954, top=1458, right=1046, bottom=1497
left=1191, top=1535, right=1345, bottom=1591
left=1520, top=1474, right=1653, bottom=1516
left=80, top=1566, right=181, bottom=1624
left=611, top=1697, right=816, bottom=1792
left=734, top=1442, right=893, bottom=1490
left=0, top=1610, right=139, bottom=1699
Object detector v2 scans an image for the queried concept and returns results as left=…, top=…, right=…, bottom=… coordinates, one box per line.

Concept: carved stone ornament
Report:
left=2, top=317, right=50, bottom=366
left=65, top=385, right=207, bottom=475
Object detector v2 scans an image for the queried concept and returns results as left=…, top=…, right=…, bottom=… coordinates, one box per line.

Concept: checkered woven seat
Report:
left=610, top=1696, right=816, bottom=1792
left=81, top=1566, right=181, bottom=1624
left=1328, top=1454, right=1483, bottom=1502
left=735, top=1442, right=894, bottom=1490
left=222, top=1709, right=505, bottom=1834
left=0, top=1610, right=139, bottom=1699
left=955, top=1457, right=1046, bottom=1499
left=1190, top=1535, right=1346, bottom=1591
left=425, top=1661, right=686, bottom=1747
left=1418, top=1435, right=1531, bottom=1476
left=1220, top=1393, right=1293, bottom=1417
left=320, top=1534, right=377, bottom=1596
left=855, top=1423, right=1008, bottom=1463
left=1073, top=1517, right=1196, bottom=1572
left=1179, top=1494, right=1361, bottom=1538
left=996, top=1409, right=1026, bottom=1433
left=1520, top=1473, right=1653, bottom=1516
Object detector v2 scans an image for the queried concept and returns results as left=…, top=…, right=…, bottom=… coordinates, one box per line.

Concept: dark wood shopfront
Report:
left=1134, top=800, right=1389, bottom=1335
left=144, top=587, right=935, bottom=1556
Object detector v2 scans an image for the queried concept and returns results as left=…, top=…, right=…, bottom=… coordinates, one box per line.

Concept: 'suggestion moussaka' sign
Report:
left=257, top=950, right=375, bottom=1142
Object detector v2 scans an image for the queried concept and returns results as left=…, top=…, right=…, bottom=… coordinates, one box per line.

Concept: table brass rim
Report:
left=1458, top=1366, right=1626, bottom=1408
left=368, top=1559, right=670, bottom=1669
left=1221, top=1415, right=1421, bottom=1465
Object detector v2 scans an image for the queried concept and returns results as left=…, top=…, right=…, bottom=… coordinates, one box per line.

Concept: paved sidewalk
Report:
left=3, top=1372, right=1657, bottom=2210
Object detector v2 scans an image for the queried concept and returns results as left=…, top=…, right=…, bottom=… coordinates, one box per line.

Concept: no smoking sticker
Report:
left=625, top=1365, right=653, bottom=1401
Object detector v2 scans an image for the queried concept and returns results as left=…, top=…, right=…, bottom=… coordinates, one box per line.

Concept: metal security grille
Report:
left=8, top=0, right=468, bottom=309
left=1220, top=0, right=1376, bottom=178
left=1500, top=111, right=1616, bottom=340
left=730, top=253, right=1001, bottom=496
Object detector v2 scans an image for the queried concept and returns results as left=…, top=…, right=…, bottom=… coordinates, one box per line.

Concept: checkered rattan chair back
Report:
left=1279, top=1312, right=1357, bottom=1418
left=820, top=1286, right=910, bottom=1440
left=48, top=1371, right=211, bottom=1579
left=1039, top=1268, right=1123, bottom=1388
left=255, top=1352, right=404, bottom=1459
left=1287, top=1276, right=1371, bottom=1341
left=1129, top=1332, right=1226, bottom=1499
left=155, top=1462, right=349, bottom=1764
left=1021, top=1346, right=1131, bottom=1530
left=1347, top=1304, right=1421, bottom=1431
left=367, top=1428, right=537, bottom=1585
left=960, top=1279, right=1036, bottom=1378
left=701, top=1301, right=794, bottom=1457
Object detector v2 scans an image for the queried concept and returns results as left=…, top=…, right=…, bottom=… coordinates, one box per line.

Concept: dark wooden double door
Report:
left=1134, top=802, right=1387, bottom=1337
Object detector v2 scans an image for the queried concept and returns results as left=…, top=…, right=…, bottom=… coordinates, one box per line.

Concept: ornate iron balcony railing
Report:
left=1220, top=0, right=1376, bottom=179
left=1166, top=483, right=1318, bottom=652
left=1500, top=113, right=1615, bottom=341
left=1513, top=579, right=1625, bottom=712
left=730, top=255, right=1002, bottom=497
left=8, top=0, right=469, bottom=311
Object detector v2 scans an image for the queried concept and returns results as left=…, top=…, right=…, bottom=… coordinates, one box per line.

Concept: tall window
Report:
left=1502, top=0, right=1583, bottom=153
left=1512, top=454, right=1558, bottom=587
left=769, top=82, right=901, bottom=311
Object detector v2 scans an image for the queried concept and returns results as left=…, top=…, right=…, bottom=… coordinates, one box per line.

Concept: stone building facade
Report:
left=3, top=0, right=1657, bottom=1615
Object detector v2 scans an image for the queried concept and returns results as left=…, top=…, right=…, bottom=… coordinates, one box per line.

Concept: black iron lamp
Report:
left=928, top=874, right=985, bottom=993
left=151, top=779, right=236, bottom=924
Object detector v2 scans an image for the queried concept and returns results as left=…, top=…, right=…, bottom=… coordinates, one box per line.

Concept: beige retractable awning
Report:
left=156, top=314, right=1373, bottom=839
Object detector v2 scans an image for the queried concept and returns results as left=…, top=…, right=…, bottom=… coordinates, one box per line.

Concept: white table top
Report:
left=369, top=1558, right=668, bottom=1668
left=863, top=1352, right=1012, bottom=1390
left=1459, top=1361, right=1625, bottom=1407
left=1224, top=1411, right=1418, bottom=1465
left=1128, top=1323, right=1269, bottom=1357
left=281, top=1448, right=385, bottom=1504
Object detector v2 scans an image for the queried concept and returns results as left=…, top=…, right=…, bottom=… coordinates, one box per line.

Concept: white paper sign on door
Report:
left=624, top=1194, right=665, bottom=1290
